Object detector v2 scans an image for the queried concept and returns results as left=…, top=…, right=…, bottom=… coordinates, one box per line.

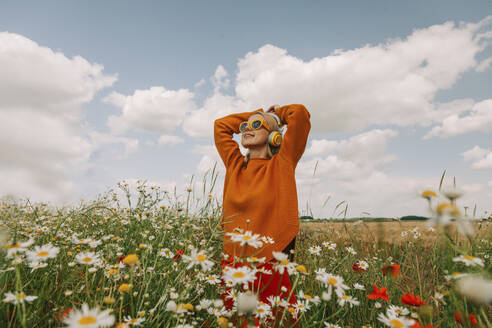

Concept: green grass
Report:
left=0, top=176, right=490, bottom=327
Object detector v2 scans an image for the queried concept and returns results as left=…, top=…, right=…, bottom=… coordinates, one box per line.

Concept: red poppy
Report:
left=401, top=293, right=426, bottom=306
left=410, top=323, right=434, bottom=328
left=382, top=264, right=400, bottom=277
left=118, top=255, right=125, bottom=263
left=454, top=311, right=478, bottom=326
left=55, top=307, right=71, bottom=322
left=352, top=262, right=364, bottom=273
left=366, top=285, right=390, bottom=301
left=173, top=249, right=184, bottom=260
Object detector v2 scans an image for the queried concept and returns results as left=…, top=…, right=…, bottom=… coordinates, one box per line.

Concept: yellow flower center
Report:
left=250, top=257, right=258, bottom=261
left=6, top=243, right=20, bottom=249
left=304, top=295, right=312, bottom=300
left=463, top=255, right=475, bottom=260
left=233, top=272, right=245, bottom=278
left=242, top=236, right=251, bottom=240
left=342, top=295, right=349, bottom=300
left=196, top=254, right=206, bottom=262
left=421, top=190, right=437, bottom=198
left=129, top=319, right=137, bottom=323
left=179, top=303, right=194, bottom=311
left=16, top=293, right=26, bottom=299
left=37, top=251, right=49, bottom=257
left=123, top=254, right=139, bottom=265
left=328, top=277, right=338, bottom=285
left=280, top=259, right=289, bottom=266
left=389, top=319, right=403, bottom=328
left=452, top=272, right=462, bottom=276
left=82, top=257, right=92, bottom=263
left=78, top=316, right=97, bottom=325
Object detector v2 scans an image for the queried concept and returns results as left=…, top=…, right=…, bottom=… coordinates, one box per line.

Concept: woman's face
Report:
left=241, top=114, right=269, bottom=148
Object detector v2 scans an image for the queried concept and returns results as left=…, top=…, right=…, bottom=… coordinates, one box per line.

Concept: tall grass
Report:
left=0, top=166, right=490, bottom=327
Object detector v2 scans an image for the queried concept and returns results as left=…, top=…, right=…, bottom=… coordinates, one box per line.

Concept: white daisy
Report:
left=222, top=266, right=257, bottom=286
left=63, top=304, right=115, bottom=327
left=315, top=269, right=349, bottom=296
left=260, top=236, right=275, bottom=244
left=353, top=283, right=365, bottom=290
left=378, top=312, right=416, bottom=328
left=355, top=260, right=369, bottom=271
left=255, top=301, right=272, bottom=319
left=298, top=290, right=321, bottom=305
left=159, top=248, right=173, bottom=258
left=227, top=231, right=263, bottom=249
left=181, top=247, right=214, bottom=272
left=272, top=251, right=297, bottom=275
left=322, top=242, right=337, bottom=250
left=346, top=247, right=357, bottom=255
left=308, top=246, right=322, bottom=255
left=324, top=322, right=341, bottom=328
left=25, top=244, right=59, bottom=263
left=28, top=261, right=48, bottom=272
left=335, top=289, right=360, bottom=307
left=204, top=274, right=221, bottom=285
left=3, top=292, right=37, bottom=304
left=387, top=305, right=410, bottom=317
left=75, top=252, right=101, bottom=266
left=452, top=255, right=484, bottom=267
left=5, top=238, right=34, bottom=257
left=123, top=316, right=145, bottom=326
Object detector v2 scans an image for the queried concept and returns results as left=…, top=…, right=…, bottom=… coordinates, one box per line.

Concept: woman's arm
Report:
left=214, top=108, right=264, bottom=168
left=274, top=104, right=311, bottom=167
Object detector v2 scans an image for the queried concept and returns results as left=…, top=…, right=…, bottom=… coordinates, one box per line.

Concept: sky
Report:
left=0, top=1, right=491, bottom=218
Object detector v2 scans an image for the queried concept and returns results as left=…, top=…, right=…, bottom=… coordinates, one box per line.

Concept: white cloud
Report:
left=105, top=86, right=197, bottom=135
left=190, top=144, right=226, bottom=176
left=462, top=183, right=484, bottom=194
left=179, top=16, right=492, bottom=143
left=157, top=135, right=185, bottom=147
left=210, top=65, right=230, bottom=93
left=182, top=92, right=250, bottom=138
left=461, top=146, right=492, bottom=169
left=194, top=78, right=206, bottom=88
left=89, top=131, right=139, bottom=159
left=424, top=99, right=492, bottom=138
left=476, top=56, right=492, bottom=72
left=0, top=32, right=116, bottom=204
left=300, top=129, right=398, bottom=181
left=231, top=17, right=491, bottom=134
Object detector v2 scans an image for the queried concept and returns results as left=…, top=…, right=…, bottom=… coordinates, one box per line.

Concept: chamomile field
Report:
left=0, top=178, right=491, bottom=328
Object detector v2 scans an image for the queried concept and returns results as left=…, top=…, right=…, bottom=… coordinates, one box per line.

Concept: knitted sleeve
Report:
left=274, top=104, right=311, bottom=167
left=214, top=109, right=264, bottom=168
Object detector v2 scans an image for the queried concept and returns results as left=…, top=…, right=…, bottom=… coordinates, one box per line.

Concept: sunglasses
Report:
left=239, top=119, right=271, bottom=132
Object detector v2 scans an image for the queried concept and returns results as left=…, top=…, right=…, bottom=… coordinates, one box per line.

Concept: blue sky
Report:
left=0, top=1, right=491, bottom=218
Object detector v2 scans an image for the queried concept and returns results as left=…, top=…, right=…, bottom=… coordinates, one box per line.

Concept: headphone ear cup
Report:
left=268, top=131, right=282, bottom=147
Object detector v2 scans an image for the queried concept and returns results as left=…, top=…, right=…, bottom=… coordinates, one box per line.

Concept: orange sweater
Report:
left=214, top=104, right=311, bottom=263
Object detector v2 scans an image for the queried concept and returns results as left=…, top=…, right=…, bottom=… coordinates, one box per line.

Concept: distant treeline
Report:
left=299, top=215, right=430, bottom=222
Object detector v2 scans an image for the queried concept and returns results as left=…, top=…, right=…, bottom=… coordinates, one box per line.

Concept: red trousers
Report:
left=220, top=258, right=298, bottom=327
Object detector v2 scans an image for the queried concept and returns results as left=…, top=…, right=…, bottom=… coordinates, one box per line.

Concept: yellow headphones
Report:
left=265, top=112, right=283, bottom=147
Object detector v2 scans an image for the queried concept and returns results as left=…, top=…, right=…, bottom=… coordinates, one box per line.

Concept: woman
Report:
left=214, top=104, right=311, bottom=324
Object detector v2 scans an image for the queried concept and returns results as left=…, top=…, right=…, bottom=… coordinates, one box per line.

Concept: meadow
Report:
left=0, top=176, right=491, bottom=328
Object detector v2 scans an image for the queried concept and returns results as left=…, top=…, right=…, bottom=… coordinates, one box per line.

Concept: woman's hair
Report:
left=242, top=111, right=282, bottom=167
